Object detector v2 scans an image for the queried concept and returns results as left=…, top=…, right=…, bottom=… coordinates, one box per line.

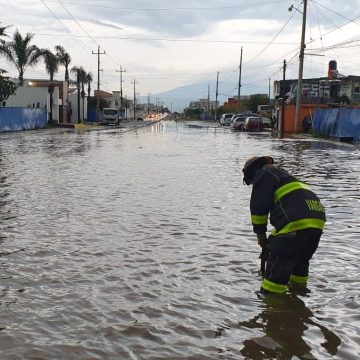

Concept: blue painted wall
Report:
left=313, top=108, right=360, bottom=141
left=0, top=108, right=47, bottom=132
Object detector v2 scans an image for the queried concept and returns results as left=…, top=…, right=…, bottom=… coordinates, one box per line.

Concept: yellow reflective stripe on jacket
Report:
left=271, top=218, right=325, bottom=236
left=274, top=181, right=310, bottom=203
left=261, top=279, right=288, bottom=293
left=251, top=214, right=268, bottom=225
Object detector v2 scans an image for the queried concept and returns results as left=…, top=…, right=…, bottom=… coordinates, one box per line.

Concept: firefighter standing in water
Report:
left=242, top=156, right=326, bottom=293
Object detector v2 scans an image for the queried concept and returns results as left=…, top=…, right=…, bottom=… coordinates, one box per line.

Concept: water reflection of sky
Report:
left=0, top=122, right=358, bottom=358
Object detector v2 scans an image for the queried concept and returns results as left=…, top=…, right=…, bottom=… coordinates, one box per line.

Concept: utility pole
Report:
left=269, top=77, right=271, bottom=100
left=294, top=0, right=308, bottom=131
left=76, top=68, right=80, bottom=124
left=116, top=66, right=126, bottom=119
left=92, top=45, right=105, bottom=122
left=215, top=71, right=219, bottom=122
left=147, top=93, right=150, bottom=116
left=207, top=84, right=210, bottom=119
left=133, top=79, right=136, bottom=120
left=132, top=79, right=139, bottom=120
left=237, top=46, right=243, bottom=113
left=281, top=60, right=287, bottom=133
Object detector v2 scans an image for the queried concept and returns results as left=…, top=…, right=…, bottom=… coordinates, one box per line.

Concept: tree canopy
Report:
left=246, top=94, right=271, bottom=113
left=0, top=75, right=17, bottom=103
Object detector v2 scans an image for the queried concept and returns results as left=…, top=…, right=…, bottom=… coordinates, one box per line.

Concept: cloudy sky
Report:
left=1, top=0, right=359, bottom=109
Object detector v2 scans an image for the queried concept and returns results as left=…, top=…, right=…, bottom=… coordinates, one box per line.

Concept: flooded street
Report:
left=0, top=121, right=359, bottom=359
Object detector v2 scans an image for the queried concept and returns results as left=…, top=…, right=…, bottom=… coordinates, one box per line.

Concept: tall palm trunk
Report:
left=49, top=85, right=54, bottom=122
left=81, top=82, right=85, bottom=122
left=19, top=70, right=24, bottom=86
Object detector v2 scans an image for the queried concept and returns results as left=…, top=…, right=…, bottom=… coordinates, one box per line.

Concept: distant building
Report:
left=188, top=99, right=217, bottom=111
left=273, top=60, right=360, bottom=105
left=223, top=95, right=257, bottom=112
left=94, top=89, right=112, bottom=100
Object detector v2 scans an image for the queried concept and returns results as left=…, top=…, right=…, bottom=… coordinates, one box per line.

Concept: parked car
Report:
left=219, top=113, right=233, bottom=126
left=230, top=113, right=243, bottom=124
left=102, top=108, right=121, bottom=125
left=137, top=116, right=144, bottom=121
left=243, top=117, right=264, bottom=132
left=261, top=117, right=272, bottom=129
left=231, top=115, right=247, bottom=130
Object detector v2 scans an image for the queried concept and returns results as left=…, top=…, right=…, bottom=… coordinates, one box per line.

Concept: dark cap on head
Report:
left=242, top=156, right=274, bottom=185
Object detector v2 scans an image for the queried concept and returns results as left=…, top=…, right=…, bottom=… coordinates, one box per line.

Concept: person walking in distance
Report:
left=242, top=156, right=326, bottom=294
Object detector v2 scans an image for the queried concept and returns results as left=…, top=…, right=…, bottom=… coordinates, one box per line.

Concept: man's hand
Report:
left=257, top=233, right=267, bottom=248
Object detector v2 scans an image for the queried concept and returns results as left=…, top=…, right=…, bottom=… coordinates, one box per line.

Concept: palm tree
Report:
left=85, top=72, right=93, bottom=97
left=43, top=50, right=59, bottom=122
left=71, top=65, right=86, bottom=123
left=1, top=30, right=43, bottom=85
left=0, top=23, right=10, bottom=73
left=85, top=72, right=93, bottom=121
left=0, top=23, right=10, bottom=44
left=55, top=45, right=71, bottom=84
left=43, top=50, right=59, bottom=81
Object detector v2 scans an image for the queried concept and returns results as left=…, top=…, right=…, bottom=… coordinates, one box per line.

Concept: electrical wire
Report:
left=33, top=32, right=298, bottom=45
left=44, top=0, right=289, bottom=12
left=243, top=9, right=297, bottom=65
left=56, top=0, right=121, bottom=67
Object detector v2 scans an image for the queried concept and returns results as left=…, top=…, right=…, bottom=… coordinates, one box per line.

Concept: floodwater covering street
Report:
left=0, top=121, right=359, bottom=359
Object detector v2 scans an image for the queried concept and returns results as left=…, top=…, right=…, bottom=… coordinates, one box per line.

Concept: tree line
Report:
left=0, top=23, right=93, bottom=121
left=184, top=94, right=271, bottom=119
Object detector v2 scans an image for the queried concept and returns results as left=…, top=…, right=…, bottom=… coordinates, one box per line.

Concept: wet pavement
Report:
left=0, top=120, right=359, bottom=359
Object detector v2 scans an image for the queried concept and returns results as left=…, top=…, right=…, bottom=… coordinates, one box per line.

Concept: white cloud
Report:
left=1, top=0, right=360, bottom=109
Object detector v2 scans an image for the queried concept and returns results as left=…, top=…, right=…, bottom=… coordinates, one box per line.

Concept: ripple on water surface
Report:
left=0, top=122, right=358, bottom=359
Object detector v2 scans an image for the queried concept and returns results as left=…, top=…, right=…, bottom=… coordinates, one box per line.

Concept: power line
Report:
left=312, top=0, right=360, bottom=27
left=34, top=32, right=298, bottom=45
left=44, top=0, right=288, bottom=12
left=244, top=10, right=297, bottom=65
left=58, top=0, right=98, bottom=46
left=38, top=0, right=94, bottom=52
left=57, top=0, right=121, bottom=66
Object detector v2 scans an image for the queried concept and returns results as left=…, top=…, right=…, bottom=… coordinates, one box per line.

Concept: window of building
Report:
left=353, top=82, right=360, bottom=99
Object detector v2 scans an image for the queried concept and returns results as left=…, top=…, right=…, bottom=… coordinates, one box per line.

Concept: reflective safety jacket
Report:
left=250, top=165, right=326, bottom=235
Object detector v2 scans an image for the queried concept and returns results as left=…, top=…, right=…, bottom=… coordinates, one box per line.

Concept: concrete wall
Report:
left=3, top=86, right=48, bottom=108
left=275, top=104, right=328, bottom=132
left=68, top=93, right=87, bottom=123
left=0, top=108, right=47, bottom=132
left=1, top=85, right=62, bottom=123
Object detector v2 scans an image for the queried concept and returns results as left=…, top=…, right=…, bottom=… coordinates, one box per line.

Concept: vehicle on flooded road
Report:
left=219, top=113, right=233, bottom=126
left=230, top=115, right=247, bottom=131
left=102, top=108, right=121, bottom=125
left=243, top=116, right=264, bottom=132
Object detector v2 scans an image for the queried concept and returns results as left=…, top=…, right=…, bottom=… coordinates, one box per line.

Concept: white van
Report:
left=102, top=108, right=121, bottom=125
left=219, top=113, right=234, bottom=126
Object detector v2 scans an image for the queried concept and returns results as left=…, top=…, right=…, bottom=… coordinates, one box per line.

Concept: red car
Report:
left=243, top=117, right=264, bottom=132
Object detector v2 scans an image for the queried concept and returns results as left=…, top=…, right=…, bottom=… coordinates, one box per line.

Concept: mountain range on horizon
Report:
left=139, top=79, right=269, bottom=112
